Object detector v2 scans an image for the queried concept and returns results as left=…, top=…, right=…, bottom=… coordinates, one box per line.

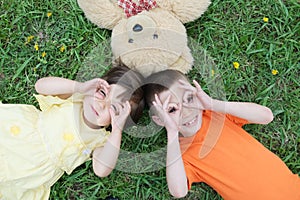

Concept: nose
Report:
left=98, top=102, right=105, bottom=110
left=98, top=100, right=108, bottom=110
left=133, top=24, right=143, bottom=32
left=180, top=106, right=193, bottom=118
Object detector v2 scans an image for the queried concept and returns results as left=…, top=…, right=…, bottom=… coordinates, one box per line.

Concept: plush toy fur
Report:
left=78, top=0, right=211, bottom=77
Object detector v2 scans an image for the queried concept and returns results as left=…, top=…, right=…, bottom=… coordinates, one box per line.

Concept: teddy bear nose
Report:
left=133, top=24, right=143, bottom=32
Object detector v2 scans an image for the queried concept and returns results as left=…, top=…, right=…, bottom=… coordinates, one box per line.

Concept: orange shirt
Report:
left=179, top=111, right=300, bottom=200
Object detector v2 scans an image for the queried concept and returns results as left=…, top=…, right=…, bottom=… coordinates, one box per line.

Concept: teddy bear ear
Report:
left=78, top=0, right=124, bottom=30
left=156, top=0, right=211, bottom=23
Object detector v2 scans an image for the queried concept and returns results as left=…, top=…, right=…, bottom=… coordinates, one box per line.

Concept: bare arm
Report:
left=92, top=129, right=122, bottom=177
left=210, top=100, right=273, bottom=124
left=35, top=77, right=77, bottom=99
left=92, top=101, right=130, bottom=177
left=166, top=131, right=188, bottom=198
left=35, top=77, right=109, bottom=99
left=152, top=95, right=188, bottom=198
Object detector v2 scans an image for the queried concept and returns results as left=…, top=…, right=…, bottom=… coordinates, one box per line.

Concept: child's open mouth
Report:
left=183, top=115, right=198, bottom=127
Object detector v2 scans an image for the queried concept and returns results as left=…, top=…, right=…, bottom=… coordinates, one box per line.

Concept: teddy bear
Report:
left=78, top=0, right=211, bottom=77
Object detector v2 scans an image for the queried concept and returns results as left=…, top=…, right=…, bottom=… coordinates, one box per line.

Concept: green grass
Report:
left=1, top=0, right=299, bottom=199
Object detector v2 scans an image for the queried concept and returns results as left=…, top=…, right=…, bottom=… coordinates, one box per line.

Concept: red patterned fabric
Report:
left=118, top=0, right=157, bottom=17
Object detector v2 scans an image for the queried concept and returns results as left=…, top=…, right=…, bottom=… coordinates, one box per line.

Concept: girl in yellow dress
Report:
left=0, top=65, right=144, bottom=200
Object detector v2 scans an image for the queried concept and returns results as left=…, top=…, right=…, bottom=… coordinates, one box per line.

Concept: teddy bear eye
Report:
left=153, top=34, right=158, bottom=39
left=128, top=39, right=134, bottom=43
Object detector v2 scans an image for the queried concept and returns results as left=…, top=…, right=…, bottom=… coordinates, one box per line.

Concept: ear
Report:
left=78, top=0, right=124, bottom=30
left=156, top=0, right=211, bottom=23
left=151, top=115, right=165, bottom=127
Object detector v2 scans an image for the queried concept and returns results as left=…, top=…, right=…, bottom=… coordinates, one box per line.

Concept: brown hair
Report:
left=143, top=69, right=188, bottom=107
left=102, top=64, right=145, bottom=126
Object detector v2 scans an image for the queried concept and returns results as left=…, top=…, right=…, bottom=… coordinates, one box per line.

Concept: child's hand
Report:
left=77, top=78, right=110, bottom=99
left=152, top=94, right=180, bottom=134
left=179, top=80, right=214, bottom=111
left=110, top=101, right=131, bottom=132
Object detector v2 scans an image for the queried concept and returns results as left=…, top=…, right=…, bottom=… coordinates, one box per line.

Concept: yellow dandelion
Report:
left=263, top=17, right=269, bottom=23
left=272, top=69, right=278, bottom=75
left=34, top=43, right=39, bottom=51
left=60, top=45, right=66, bottom=52
left=26, top=35, right=34, bottom=43
left=211, top=69, right=215, bottom=76
left=233, top=62, right=240, bottom=69
left=47, top=12, right=52, bottom=17
left=41, top=51, right=46, bottom=58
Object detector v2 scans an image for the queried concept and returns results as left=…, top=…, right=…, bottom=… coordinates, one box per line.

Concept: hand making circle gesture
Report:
left=152, top=94, right=181, bottom=134
left=179, top=79, right=214, bottom=111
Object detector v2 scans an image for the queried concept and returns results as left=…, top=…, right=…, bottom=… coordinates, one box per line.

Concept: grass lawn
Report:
left=1, top=0, right=299, bottom=199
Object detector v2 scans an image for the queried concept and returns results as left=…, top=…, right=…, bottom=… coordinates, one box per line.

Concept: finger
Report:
left=178, top=80, right=196, bottom=92
left=178, top=79, right=191, bottom=87
left=124, top=101, right=131, bottom=114
left=179, top=84, right=195, bottom=92
left=117, top=102, right=129, bottom=115
left=100, top=81, right=110, bottom=94
left=162, top=94, right=171, bottom=110
left=125, top=101, right=131, bottom=109
left=98, top=78, right=110, bottom=88
left=152, top=100, right=165, bottom=116
left=154, top=94, right=163, bottom=106
left=97, top=80, right=110, bottom=95
left=152, top=101, right=157, bottom=106
left=109, top=106, right=116, bottom=118
left=110, top=104, right=119, bottom=116
left=192, top=80, right=202, bottom=91
left=178, top=79, right=188, bottom=84
left=120, top=101, right=130, bottom=112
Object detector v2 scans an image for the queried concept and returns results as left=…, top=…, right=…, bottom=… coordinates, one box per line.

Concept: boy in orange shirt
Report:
left=144, top=69, right=300, bottom=200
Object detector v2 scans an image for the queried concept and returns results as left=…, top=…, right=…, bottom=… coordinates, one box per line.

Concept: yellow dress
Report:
left=0, top=94, right=110, bottom=200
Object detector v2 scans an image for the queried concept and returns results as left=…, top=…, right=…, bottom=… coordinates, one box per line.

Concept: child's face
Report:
left=156, top=80, right=203, bottom=137
left=83, top=84, right=127, bottom=128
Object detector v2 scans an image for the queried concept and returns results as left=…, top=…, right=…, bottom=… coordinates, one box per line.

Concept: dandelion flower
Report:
left=26, top=35, right=34, bottom=43
left=211, top=69, right=215, bottom=76
left=60, top=45, right=66, bottom=52
left=233, top=62, right=240, bottom=69
left=263, top=17, right=269, bottom=23
left=47, top=12, right=52, bottom=17
left=42, top=51, right=46, bottom=58
left=34, top=43, right=39, bottom=51
left=272, top=69, right=278, bottom=75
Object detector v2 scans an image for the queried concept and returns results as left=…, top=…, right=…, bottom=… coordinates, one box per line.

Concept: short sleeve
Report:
left=182, top=159, right=203, bottom=190
left=34, top=93, right=84, bottom=111
left=226, top=114, right=249, bottom=127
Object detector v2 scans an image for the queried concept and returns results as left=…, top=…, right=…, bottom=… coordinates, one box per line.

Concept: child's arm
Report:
left=166, top=131, right=188, bottom=198
left=153, top=95, right=188, bottom=198
left=92, top=101, right=130, bottom=177
left=211, top=100, right=273, bottom=124
left=35, top=77, right=109, bottom=99
left=180, top=80, right=274, bottom=125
